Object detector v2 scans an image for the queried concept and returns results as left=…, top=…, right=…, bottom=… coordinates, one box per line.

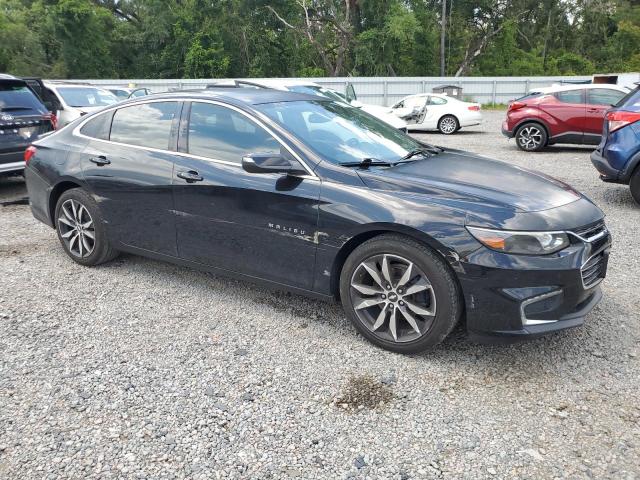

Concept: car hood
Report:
left=357, top=149, right=583, bottom=213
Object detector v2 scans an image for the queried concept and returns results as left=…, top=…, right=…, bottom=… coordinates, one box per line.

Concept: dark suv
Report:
left=0, top=75, right=56, bottom=175
left=591, top=85, right=640, bottom=204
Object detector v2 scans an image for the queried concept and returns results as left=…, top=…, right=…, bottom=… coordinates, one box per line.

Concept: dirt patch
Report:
left=334, top=374, right=393, bottom=410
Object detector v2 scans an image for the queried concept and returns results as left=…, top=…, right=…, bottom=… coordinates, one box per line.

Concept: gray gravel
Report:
left=1, top=110, right=639, bottom=479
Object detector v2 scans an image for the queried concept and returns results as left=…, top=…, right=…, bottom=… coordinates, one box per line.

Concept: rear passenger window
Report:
left=555, top=90, right=584, bottom=104
left=587, top=89, right=625, bottom=106
left=80, top=111, right=113, bottom=140
left=110, top=102, right=179, bottom=149
left=187, top=102, right=280, bottom=163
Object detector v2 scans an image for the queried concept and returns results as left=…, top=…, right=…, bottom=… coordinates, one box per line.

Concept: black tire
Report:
left=54, top=188, right=118, bottom=266
left=339, top=234, right=462, bottom=354
left=630, top=167, right=640, bottom=206
left=515, top=122, right=548, bottom=152
left=438, top=115, right=459, bottom=135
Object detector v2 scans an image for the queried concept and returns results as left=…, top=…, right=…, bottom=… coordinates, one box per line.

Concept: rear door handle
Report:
left=587, top=108, right=601, bottom=113
left=89, top=155, right=110, bottom=166
left=177, top=170, right=204, bottom=183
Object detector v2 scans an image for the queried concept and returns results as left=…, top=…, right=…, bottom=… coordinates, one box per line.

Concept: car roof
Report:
left=119, top=88, right=325, bottom=106
left=533, top=84, right=629, bottom=94
left=43, top=81, right=104, bottom=89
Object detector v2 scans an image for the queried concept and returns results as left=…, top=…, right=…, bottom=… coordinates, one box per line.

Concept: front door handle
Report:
left=177, top=170, right=204, bottom=183
left=89, top=155, right=110, bottom=166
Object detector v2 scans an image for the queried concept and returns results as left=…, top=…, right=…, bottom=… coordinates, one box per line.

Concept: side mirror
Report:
left=350, top=100, right=363, bottom=108
left=242, top=152, right=305, bottom=175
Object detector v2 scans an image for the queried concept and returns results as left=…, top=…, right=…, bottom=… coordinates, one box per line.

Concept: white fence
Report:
left=79, top=76, right=593, bottom=106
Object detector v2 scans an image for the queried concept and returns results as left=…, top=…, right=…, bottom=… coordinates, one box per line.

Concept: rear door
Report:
left=584, top=88, right=627, bottom=143
left=539, top=89, right=586, bottom=143
left=80, top=100, right=181, bottom=256
left=171, top=100, right=320, bottom=289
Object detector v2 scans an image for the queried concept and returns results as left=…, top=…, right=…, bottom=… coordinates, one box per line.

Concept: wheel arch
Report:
left=437, top=113, right=459, bottom=128
left=49, top=179, right=84, bottom=227
left=329, top=224, right=459, bottom=299
left=513, top=118, right=551, bottom=139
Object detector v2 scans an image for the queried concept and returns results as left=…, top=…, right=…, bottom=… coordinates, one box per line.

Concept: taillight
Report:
left=24, top=146, right=37, bottom=165
left=508, top=101, right=526, bottom=111
left=45, top=112, right=58, bottom=130
left=606, top=110, right=640, bottom=133
left=468, top=105, right=480, bottom=111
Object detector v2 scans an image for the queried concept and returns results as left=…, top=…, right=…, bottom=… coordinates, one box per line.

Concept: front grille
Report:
left=581, top=252, right=606, bottom=289
left=572, top=221, right=607, bottom=241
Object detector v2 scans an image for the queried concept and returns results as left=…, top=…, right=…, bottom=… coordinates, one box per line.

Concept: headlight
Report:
left=466, top=226, right=570, bottom=255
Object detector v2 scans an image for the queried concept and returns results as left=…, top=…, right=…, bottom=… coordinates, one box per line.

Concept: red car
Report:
left=502, top=85, right=628, bottom=151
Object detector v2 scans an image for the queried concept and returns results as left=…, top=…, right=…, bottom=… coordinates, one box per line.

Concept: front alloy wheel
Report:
left=340, top=234, right=462, bottom=353
left=349, top=254, right=436, bottom=343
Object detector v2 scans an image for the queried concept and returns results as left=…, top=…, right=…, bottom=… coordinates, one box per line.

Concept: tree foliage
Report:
left=0, top=0, right=638, bottom=78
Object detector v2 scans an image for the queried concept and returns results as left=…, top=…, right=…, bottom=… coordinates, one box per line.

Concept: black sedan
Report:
left=24, top=89, right=612, bottom=353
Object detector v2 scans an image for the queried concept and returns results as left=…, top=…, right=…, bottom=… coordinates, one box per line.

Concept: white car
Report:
left=389, top=93, right=483, bottom=134
left=42, top=82, right=119, bottom=127
left=211, top=79, right=408, bottom=131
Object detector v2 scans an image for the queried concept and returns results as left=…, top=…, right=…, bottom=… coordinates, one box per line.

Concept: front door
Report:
left=172, top=101, right=320, bottom=290
left=81, top=101, right=181, bottom=256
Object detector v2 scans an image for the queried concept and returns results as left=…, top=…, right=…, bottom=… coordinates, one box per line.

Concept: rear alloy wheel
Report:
left=438, top=115, right=459, bottom=135
left=55, top=188, right=118, bottom=266
left=515, top=122, right=547, bottom=151
left=340, top=235, right=461, bottom=353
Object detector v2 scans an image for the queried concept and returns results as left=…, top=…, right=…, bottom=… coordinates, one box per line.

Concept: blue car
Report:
left=591, top=85, right=640, bottom=204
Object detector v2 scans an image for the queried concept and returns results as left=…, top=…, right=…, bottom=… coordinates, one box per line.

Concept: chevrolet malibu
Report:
left=24, top=90, right=612, bottom=353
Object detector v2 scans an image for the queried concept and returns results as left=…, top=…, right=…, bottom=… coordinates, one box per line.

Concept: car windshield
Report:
left=57, top=87, right=118, bottom=107
left=0, top=82, right=47, bottom=113
left=256, top=100, right=422, bottom=165
left=287, top=85, right=349, bottom=103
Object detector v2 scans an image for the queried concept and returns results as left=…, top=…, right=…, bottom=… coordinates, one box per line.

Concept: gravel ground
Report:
left=1, top=111, right=639, bottom=479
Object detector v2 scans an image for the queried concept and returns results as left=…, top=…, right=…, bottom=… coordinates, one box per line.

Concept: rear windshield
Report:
left=0, top=81, right=47, bottom=113
left=514, top=92, right=543, bottom=102
left=616, top=86, right=640, bottom=108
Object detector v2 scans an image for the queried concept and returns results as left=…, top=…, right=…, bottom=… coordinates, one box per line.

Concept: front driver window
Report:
left=187, top=102, right=280, bottom=163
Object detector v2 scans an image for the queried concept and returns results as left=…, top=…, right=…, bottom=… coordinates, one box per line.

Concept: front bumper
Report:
left=459, top=226, right=611, bottom=343
left=590, top=149, right=623, bottom=184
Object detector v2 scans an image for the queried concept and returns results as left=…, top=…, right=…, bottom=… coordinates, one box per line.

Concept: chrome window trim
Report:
left=71, top=97, right=318, bottom=179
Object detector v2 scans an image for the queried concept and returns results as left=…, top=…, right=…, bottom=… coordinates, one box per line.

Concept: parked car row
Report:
left=501, top=82, right=640, bottom=204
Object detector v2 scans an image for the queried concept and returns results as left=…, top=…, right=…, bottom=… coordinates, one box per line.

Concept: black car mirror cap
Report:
left=241, top=153, right=306, bottom=175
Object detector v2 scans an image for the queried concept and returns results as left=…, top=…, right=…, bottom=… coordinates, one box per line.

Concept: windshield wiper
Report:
left=0, top=106, right=32, bottom=112
left=340, top=158, right=395, bottom=169
left=399, top=146, right=444, bottom=161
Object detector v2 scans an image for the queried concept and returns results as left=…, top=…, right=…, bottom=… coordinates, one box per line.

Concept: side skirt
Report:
left=117, top=243, right=336, bottom=303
